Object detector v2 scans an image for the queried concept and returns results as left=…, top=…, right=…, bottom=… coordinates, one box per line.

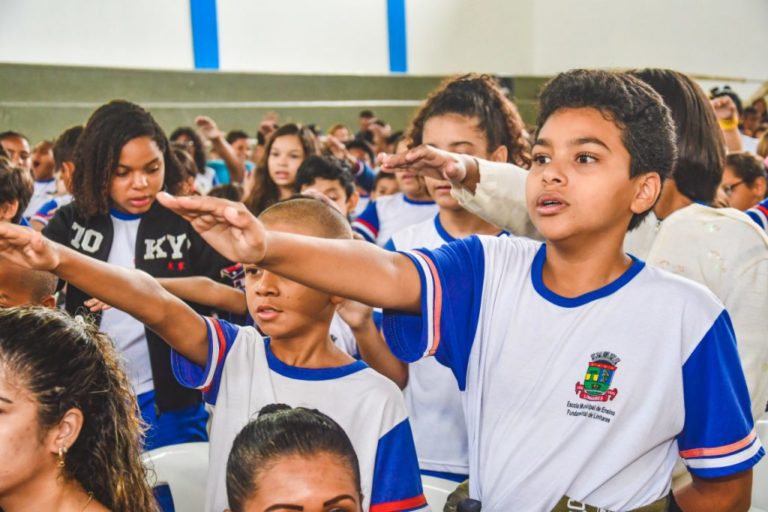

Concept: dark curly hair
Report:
left=243, top=124, right=319, bottom=215
left=630, top=69, right=725, bottom=205
left=407, top=73, right=531, bottom=168
left=72, top=100, right=184, bottom=218
left=169, top=126, right=208, bottom=176
left=226, top=404, right=362, bottom=512
left=0, top=306, right=157, bottom=512
left=0, top=156, right=33, bottom=223
left=537, top=69, right=677, bottom=230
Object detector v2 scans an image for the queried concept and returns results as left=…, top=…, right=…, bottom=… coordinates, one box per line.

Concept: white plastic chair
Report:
left=423, top=475, right=459, bottom=511
left=142, top=442, right=209, bottom=512
left=752, top=417, right=768, bottom=512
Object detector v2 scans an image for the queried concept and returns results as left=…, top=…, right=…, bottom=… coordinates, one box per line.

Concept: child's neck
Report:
left=270, top=323, right=354, bottom=368
left=405, top=190, right=431, bottom=202
left=439, top=208, right=502, bottom=239
left=543, top=236, right=632, bottom=298
left=278, top=186, right=294, bottom=201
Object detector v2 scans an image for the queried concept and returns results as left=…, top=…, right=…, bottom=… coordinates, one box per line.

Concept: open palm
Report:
left=0, top=222, right=60, bottom=270
left=156, top=193, right=267, bottom=264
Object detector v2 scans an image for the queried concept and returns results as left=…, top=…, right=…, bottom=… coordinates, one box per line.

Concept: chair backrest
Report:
left=753, top=418, right=768, bottom=512
left=423, top=475, right=458, bottom=511
left=142, top=442, right=209, bottom=512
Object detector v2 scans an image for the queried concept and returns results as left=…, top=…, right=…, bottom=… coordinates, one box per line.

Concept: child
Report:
left=243, top=123, right=319, bottom=214
left=193, top=117, right=254, bottom=185
left=226, top=404, right=363, bottom=512
left=0, top=156, right=32, bottom=225
left=294, top=155, right=359, bottom=218
left=30, top=125, right=83, bottom=230
left=23, top=140, right=58, bottom=220
left=42, top=100, right=232, bottom=451
left=352, top=136, right=438, bottom=245
left=721, top=152, right=767, bottom=211
left=371, top=170, right=399, bottom=200
left=0, top=130, right=32, bottom=172
left=169, top=125, right=219, bottom=193
left=376, top=74, right=530, bottom=484
left=149, top=69, right=760, bottom=511
left=0, top=307, right=157, bottom=512
left=0, top=197, right=426, bottom=512
left=0, top=261, right=57, bottom=308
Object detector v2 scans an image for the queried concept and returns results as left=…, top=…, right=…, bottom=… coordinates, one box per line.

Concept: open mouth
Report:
left=255, top=305, right=283, bottom=320
left=536, top=194, right=568, bottom=214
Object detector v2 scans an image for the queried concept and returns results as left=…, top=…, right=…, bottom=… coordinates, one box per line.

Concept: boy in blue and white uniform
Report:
left=145, top=69, right=762, bottom=511
left=353, top=174, right=437, bottom=245
left=0, top=197, right=426, bottom=512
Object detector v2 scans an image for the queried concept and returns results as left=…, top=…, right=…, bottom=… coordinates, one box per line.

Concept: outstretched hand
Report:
left=195, top=115, right=223, bottom=141
left=378, top=144, right=469, bottom=183
left=0, top=222, right=61, bottom=271
left=156, top=193, right=267, bottom=264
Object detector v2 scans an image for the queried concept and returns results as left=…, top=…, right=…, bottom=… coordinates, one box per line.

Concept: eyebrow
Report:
left=323, top=495, right=357, bottom=506
left=0, top=395, right=13, bottom=404
left=533, top=137, right=611, bottom=152
left=264, top=505, right=303, bottom=511
left=116, top=157, right=161, bottom=170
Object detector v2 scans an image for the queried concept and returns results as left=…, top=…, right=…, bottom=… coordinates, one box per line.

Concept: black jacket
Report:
left=44, top=201, right=232, bottom=412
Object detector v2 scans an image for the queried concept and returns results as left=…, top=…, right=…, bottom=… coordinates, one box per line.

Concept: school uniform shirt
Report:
left=172, top=318, right=426, bottom=512
left=352, top=192, right=438, bottom=246
left=382, top=235, right=763, bottom=511
left=30, top=194, right=73, bottom=227
left=625, top=204, right=768, bottom=420
left=22, top=178, right=57, bottom=220
left=194, top=166, right=219, bottom=195
left=747, top=198, right=768, bottom=233
left=385, top=214, right=507, bottom=477
left=44, top=200, right=232, bottom=413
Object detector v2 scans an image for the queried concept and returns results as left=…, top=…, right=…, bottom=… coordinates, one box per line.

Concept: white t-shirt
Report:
left=626, top=204, right=768, bottom=419
left=22, top=178, right=58, bottom=220
left=172, top=318, right=426, bottom=512
left=383, top=235, right=762, bottom=511
left=352, top=192, right=438, bottom=246
left=99, top=210, right=154, bottom=395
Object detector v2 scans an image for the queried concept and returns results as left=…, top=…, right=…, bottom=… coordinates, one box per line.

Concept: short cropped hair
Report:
left=226, top=130, right=250, bottom=145
left=726, top=152, right=767, bottom=187
left=53, top=125, right=84, bottom=168
left=631, top=69, right=725, bottom=205
left=537, top=69, right=677, bottom=230
left=0, top=131, right=29, bottom=144
left=259, top=196, right=352, bottom=240
left=0, top=157, right=32, bottom=223
left=294, top=155, right=356, bottom=200
left=0, top=263, right=58, bottom=304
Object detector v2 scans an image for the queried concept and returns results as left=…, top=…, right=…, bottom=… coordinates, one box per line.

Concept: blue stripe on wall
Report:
left=190, top=0, right=220, bottom=70
left=387, top=0, right=408, bottom=73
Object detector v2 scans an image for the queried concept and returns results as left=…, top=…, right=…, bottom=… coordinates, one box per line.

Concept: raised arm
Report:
left=0, top=223, right=209, bottom=366
left=156, top=276, right=247, bottom=315
left=156, top=193, right=422, bottom=312
left=380, top=145, right=540, bottom=239
left=196, top=116, right=246, bottom=183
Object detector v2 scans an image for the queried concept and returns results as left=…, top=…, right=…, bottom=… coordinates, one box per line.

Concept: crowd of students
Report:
left=0, top=69, right=766, bottom=512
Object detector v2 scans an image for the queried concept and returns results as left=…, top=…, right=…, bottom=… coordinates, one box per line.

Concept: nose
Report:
left=540, top=158, right=566, bottom=186
left=254, top=270, right=279, bottom=297
left=132, top=171, right=149, bottom=189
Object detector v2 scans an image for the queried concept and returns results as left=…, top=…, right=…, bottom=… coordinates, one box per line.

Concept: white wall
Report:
left=0, top=0, right=194, bottom=70
left=1, top=0, right=766, bottom=84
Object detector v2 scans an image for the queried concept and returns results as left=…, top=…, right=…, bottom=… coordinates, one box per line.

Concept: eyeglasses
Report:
left=721, top=180, right=744, bottom=196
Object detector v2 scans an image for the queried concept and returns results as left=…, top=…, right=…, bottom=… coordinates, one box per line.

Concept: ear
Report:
left=489, top=145, right=509, bottom=164
left=0, top=200, right=19, bottom=222
left=630, top=172, right=662, bottom=216
left=346, top=190, right=360, bottom=214
left=752, top=176, right=767, bottom=200
left=46, top=408, right=84, bottom=459
left=40, top=294, right=58, bottom=309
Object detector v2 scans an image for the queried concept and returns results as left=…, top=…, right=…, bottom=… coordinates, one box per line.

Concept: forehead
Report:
left=423, top=113, right=486, bottom=145
left=301, top=177, right=345, bottom=192
left=118, top=136, right=162, bottom=162
left=271, top=135, right=302, bottom=151
left=537, top=107, right=624, bottom=147
left=249, top=452, right=358, bottom=501
left=1, top=136, right=30, bottom=151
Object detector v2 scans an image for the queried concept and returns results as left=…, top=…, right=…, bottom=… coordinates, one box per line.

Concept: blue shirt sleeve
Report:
left=31, top=198, right=59, bottom=226
left=352, top=200, right=380, bottom=243
left=370, top=418, right=427, bottom=511
left=171, top=316, right=240, bottom=405
left=383, top=238, right=396, bottom=251
left=354, top=161, right=376, bottom=193
left=677, top=311, right=764, bottom=478
left=382, top=236, right=486, bottom=390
